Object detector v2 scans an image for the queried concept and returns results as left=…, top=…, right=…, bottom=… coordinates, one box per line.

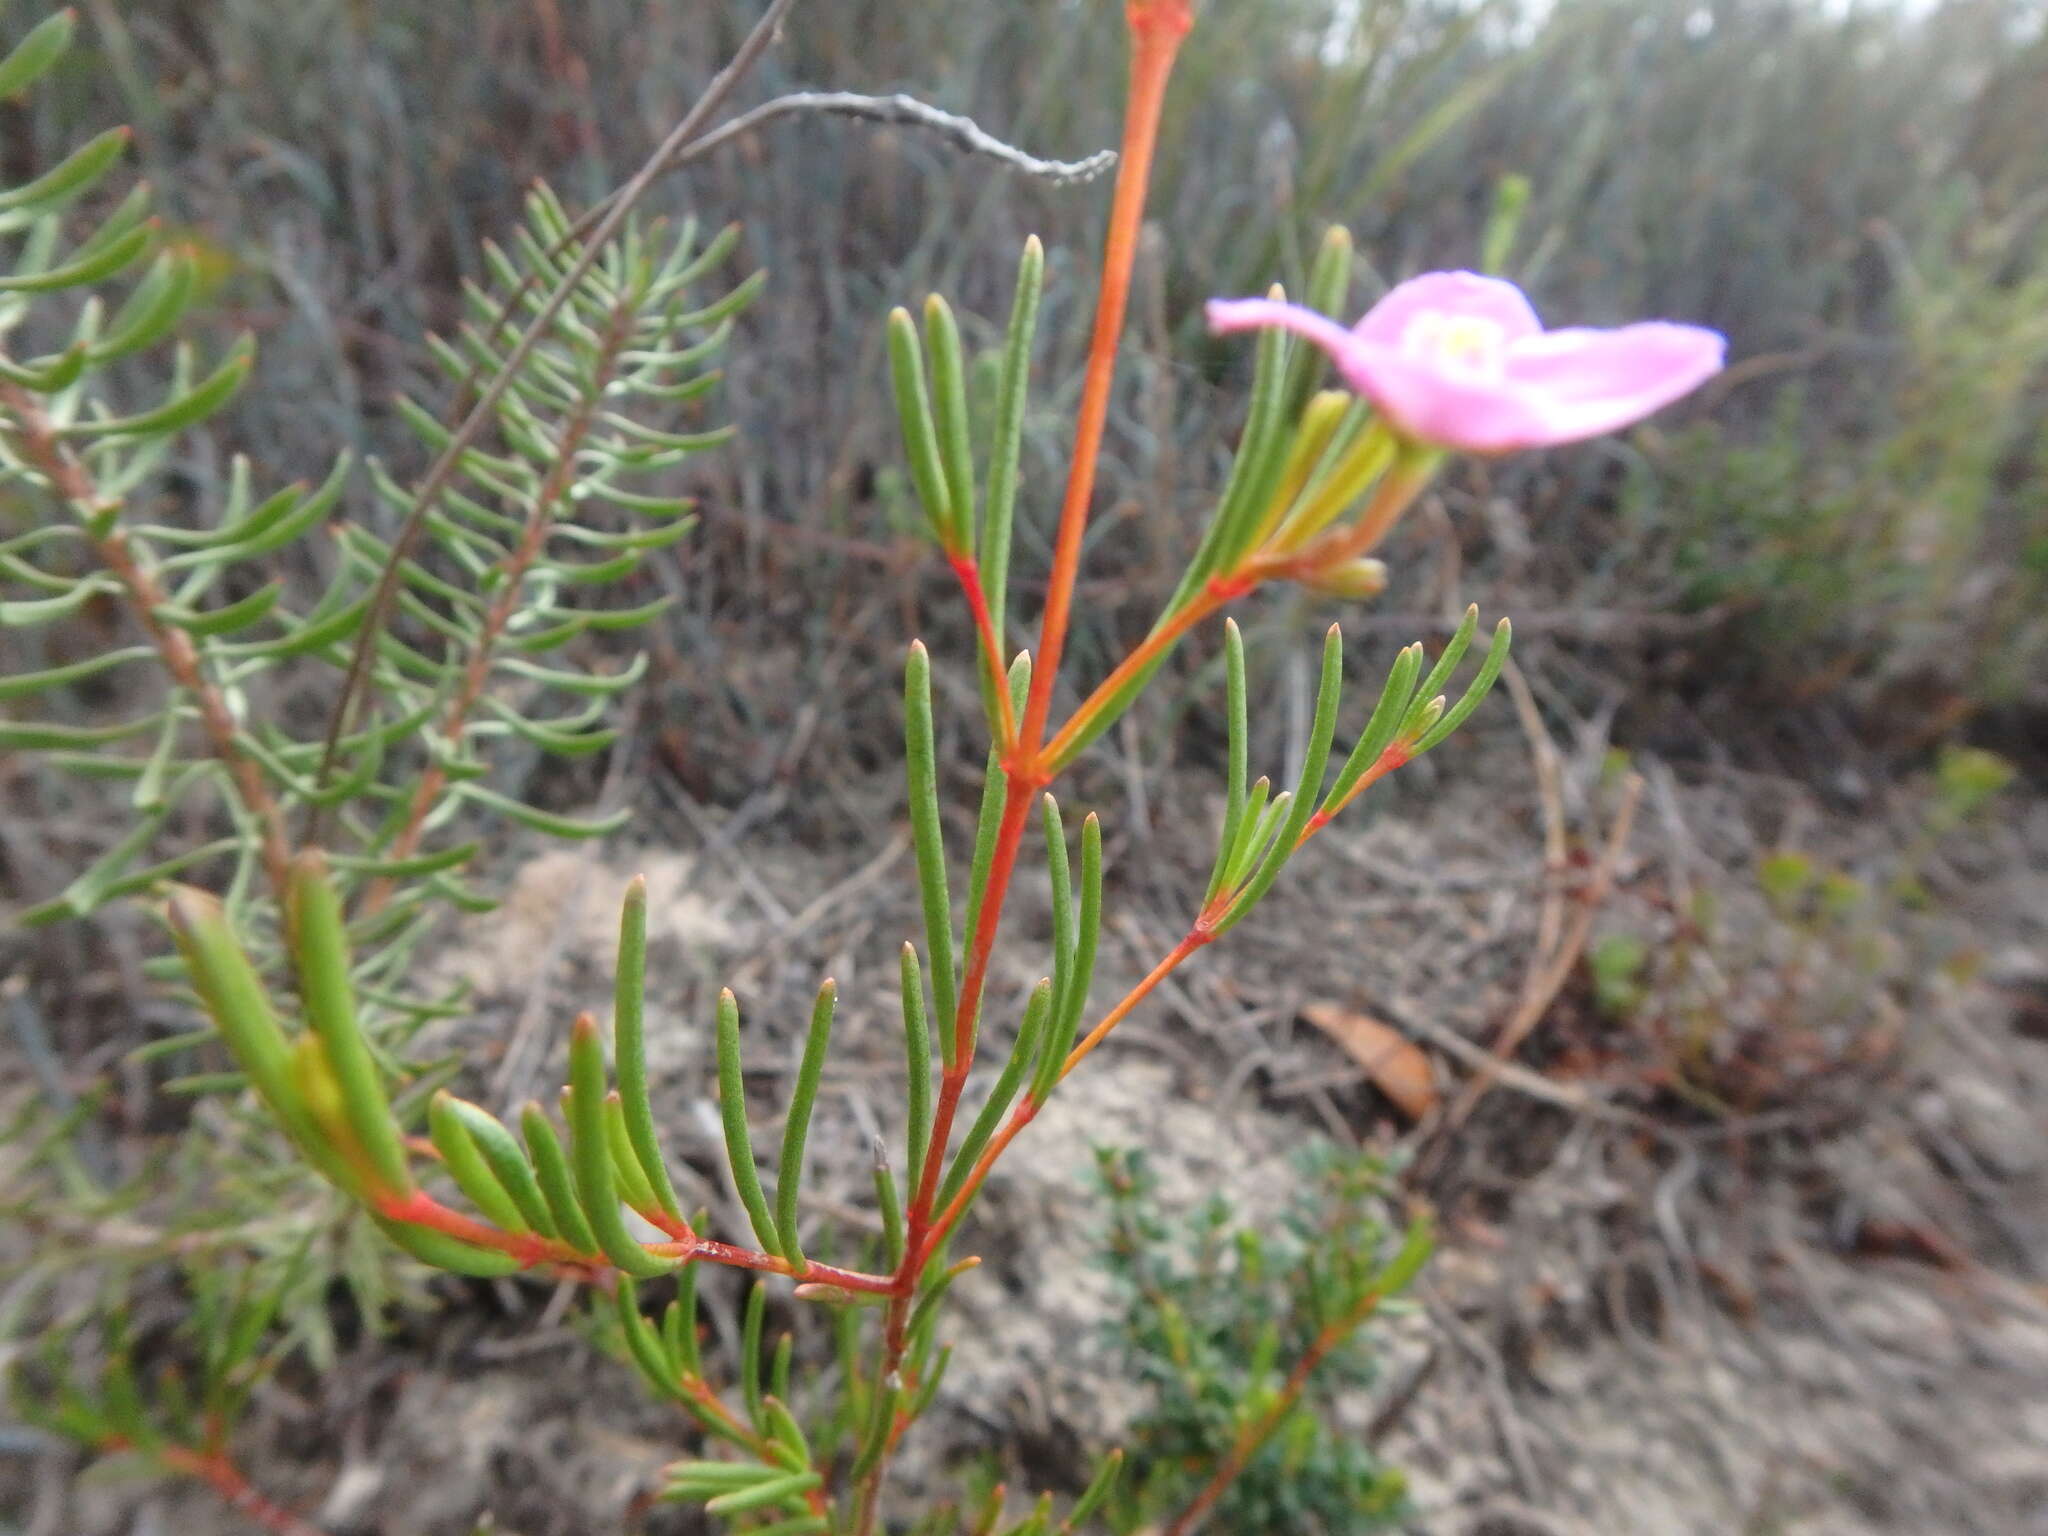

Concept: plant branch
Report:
left=307, top=0, right=798, bottom=824
left=376, top=1190, right=897, bottom=1294
left=1017, top=0, right=1192, bottom=758
left=0, top=378, right=294, bottom=905
left=948, top=553, right=1018, bottom=750
left=359, top=297, right=637, bottom=915
left=1038, top=570, right=1257, bottom=773
left=152, top=1444, right=328, bottom=1536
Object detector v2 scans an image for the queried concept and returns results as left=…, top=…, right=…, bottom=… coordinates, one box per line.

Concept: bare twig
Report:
left=1440, top=772, right=1645, bottom=1132
left=663, top=91, right=1117, bottom=186
left=1503, top=657, right=1568, bottom=988
left=0, top=381, right=294, bottom=904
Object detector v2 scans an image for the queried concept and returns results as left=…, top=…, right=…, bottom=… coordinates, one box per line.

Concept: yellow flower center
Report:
left=1399, top=310, right=1508, bottom=378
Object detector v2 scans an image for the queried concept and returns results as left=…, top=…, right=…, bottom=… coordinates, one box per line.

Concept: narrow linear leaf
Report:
left=774, top=979, right=836, bottom=1274
left=715, top=990, right=783, bottom=1258
left=610, top=875, right=682, bottom=1217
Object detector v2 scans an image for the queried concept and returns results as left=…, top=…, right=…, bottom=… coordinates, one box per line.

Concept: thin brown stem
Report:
left=0, top=378, right=294, bottom=904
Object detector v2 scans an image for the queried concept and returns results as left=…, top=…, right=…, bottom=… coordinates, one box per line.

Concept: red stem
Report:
left=902, top=778, right=1037, bottom=1255
left=155, top=1445, right=328, bottom=1536
left=1017, top=0, right=1194, bottom=757
left=376, top=1190, right=898, bottom=1294
left=1038, top=571, right=1256, bottom=773
left=948, top=552, right=1018, bottom=750
left=855, top=11, right=1193, bottom=1529
left=919, top=929, right=1209, bottom=1262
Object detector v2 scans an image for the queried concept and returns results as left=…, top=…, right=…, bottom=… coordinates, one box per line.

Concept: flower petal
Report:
left=1207, top=297, right=1365, bottom=366
left=1352, top=272, right=1543, bottom=349
left=1504, top=322, right=1725, bottom=443
left=1337, top=343, right=1551, bottom=454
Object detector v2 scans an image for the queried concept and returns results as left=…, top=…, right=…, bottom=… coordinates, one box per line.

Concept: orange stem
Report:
left=1039, top=570, right=1257, bottom=773
left=376, top=1190, right=897, bottom=1294
left=919, top=929, right=1209, bottom=1261
left=858, top=12, right=1194, bottom=1529
left=1017, top=0, right=1194, bottom=756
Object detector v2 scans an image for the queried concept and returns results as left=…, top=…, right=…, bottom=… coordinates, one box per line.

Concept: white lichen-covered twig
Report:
left=678, top=91, right=1118, bottom=185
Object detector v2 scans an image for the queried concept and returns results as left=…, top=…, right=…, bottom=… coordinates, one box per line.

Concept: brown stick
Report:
left=1440, top=771, right=1644, bottom=1131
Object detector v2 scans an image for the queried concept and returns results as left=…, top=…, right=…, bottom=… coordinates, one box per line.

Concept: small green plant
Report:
left=1095, top=1145, right=1422, bottom=1536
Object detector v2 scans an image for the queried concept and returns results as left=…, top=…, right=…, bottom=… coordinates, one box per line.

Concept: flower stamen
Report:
left=1399, top=310, right=1509, bottom=379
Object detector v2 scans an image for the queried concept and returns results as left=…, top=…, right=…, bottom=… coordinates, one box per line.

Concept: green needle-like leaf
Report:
left=775, top=978, right=836, bottom=1274
left=924, top=294, right=976, bottom=553
left=612, top=875, right=682, bottom=1218
left=716, top=989, right=784, bottom=1259
left=903, top=642, right=959, bottom=1058
left=1061, top=1450, right=1124, bottom=1532
left=1220, top=624, right=1346, bottom=931
left=446, top=1097, right=557, bottom=1238
left=566, top=1014, right=671, bottom=1278
left=980, top=235, right=1043, bottom=644
left=0, top=10, right=78, bottom=99
left=874, top=1143, right=907, bottom=1268
left=520, top=1102, right=601, bottom=1256
left=428, top=1092, right=531, bottom=1235
left=1416, top=617, right=1511, bottom=752
left=900, top=942, right=934, bottom=1193
left=163, top=888, right=357, bottom=1194
left=601, top=1094, right=662, bottom=1215
left=1040, top=813, right=1101, bottom=1093
left=888, top=306, right=954, bottom=549
left=456, top=782, right=629, bottom=840
left=286, top=851, right=413, bottom=1197
left=1404, top=604, right=1479, bottom=734
left=0, top=218, right=150, bottom=294
left=1206, top=619, right=1253, bottom=904
left=1325, top=641, right=1424, bottom=811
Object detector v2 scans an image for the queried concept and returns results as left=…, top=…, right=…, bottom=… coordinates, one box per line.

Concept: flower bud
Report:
left=1302, top=557, right=1388, bottom=601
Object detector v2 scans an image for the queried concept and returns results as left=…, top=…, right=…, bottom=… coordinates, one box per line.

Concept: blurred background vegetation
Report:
left=17, top=0, right=2047, bottom=789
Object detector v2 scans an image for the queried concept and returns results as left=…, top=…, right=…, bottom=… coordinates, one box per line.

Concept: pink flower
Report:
left=1207, top=272, right=1725, bottom=454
